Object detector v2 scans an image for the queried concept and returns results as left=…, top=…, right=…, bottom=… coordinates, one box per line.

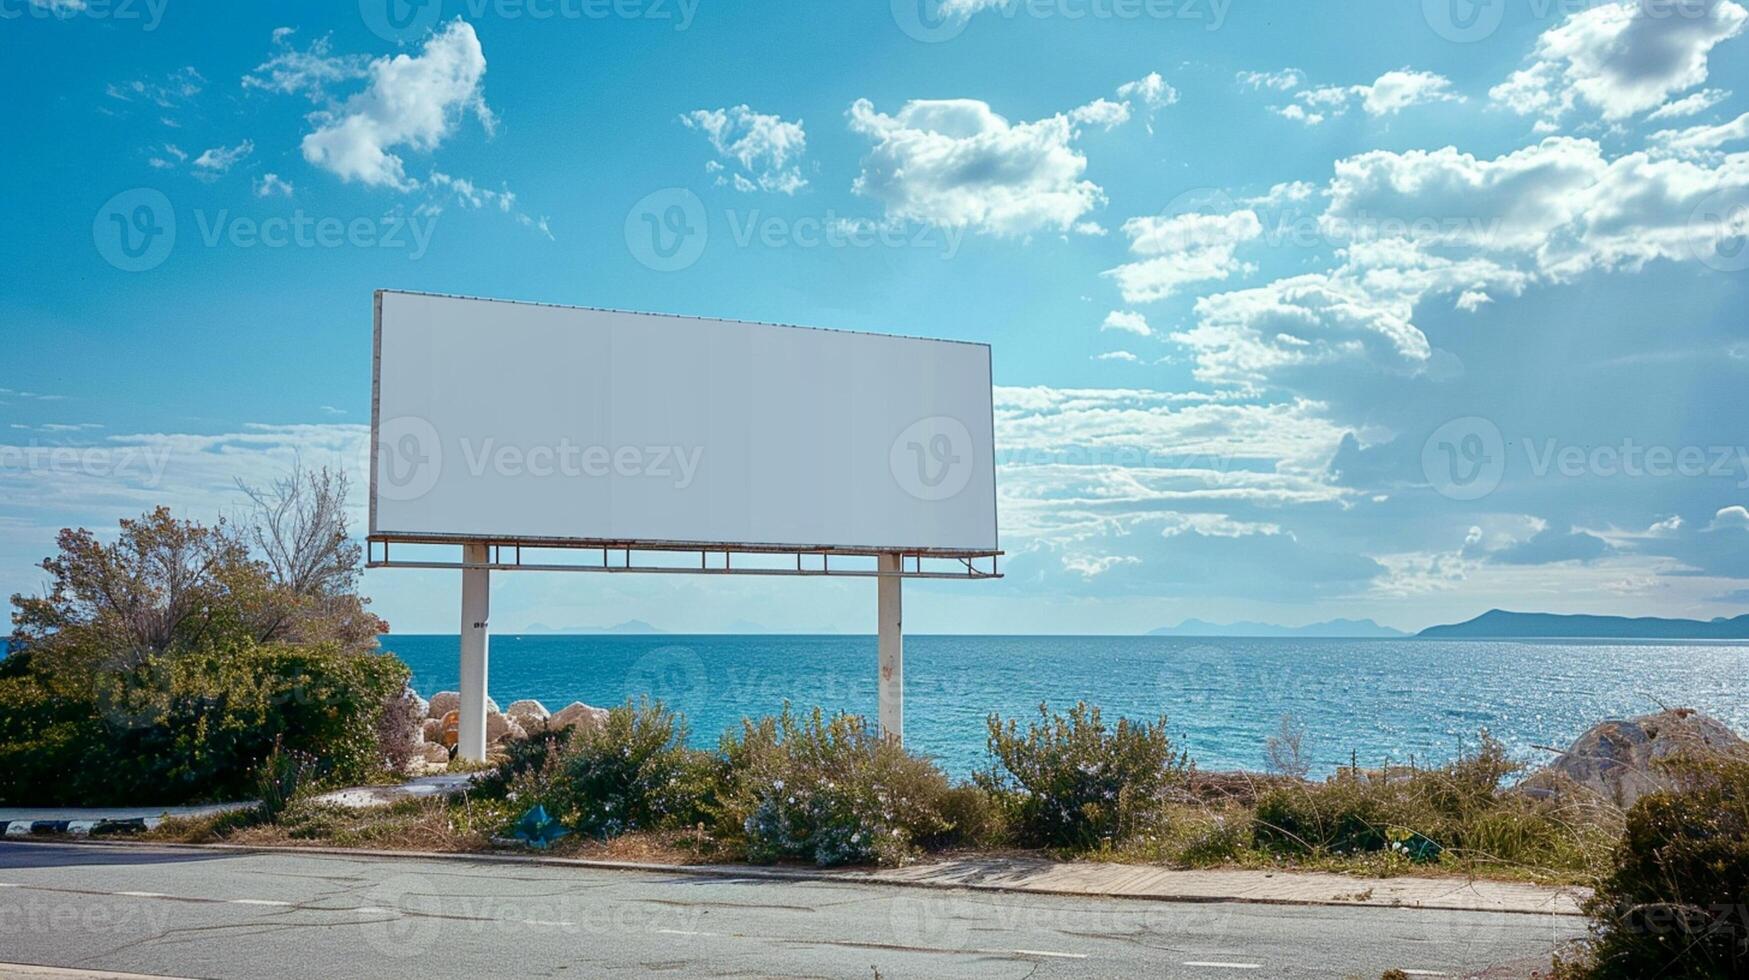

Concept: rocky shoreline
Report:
left=395, top=690, right=610, bottom=772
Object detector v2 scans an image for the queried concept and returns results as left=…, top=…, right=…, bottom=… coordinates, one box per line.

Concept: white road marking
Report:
left=0, top=883, right=19, bottom=888
left=1399, top=972, right=1448, bottom=977
left=231, top=899, right=293, bottom=907
left=114, top=891, right=169, bottom=898
left=352, top=906, right=396, bottom=914
left=1183, top=962, right=1261, bottom=970
left=521, top=919, right=575, bottom=928
left=657, top=928, right=724, bottom=938
left=1008, top=949, right=1087, bottom=960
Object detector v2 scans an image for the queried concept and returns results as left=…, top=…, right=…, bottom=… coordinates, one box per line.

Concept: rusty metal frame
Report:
left=367, top=535, right=1001, bottom=580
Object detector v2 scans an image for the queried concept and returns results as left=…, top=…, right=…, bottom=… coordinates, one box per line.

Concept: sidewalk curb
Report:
left=0, top=836, right=1588, bottom=917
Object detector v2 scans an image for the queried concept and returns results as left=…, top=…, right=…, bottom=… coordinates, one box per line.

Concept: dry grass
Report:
left=148, top=796, right=728, bottom=865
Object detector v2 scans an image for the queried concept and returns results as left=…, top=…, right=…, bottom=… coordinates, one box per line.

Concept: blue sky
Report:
left=3, top=0, right=1748, bottom=634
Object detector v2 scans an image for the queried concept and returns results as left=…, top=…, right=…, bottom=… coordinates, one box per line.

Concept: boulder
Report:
left=507, top=699, right=550, bottom=728
left=439, top=710, right=459, bottom=748
left=420, top=742, right=451, bottom=764
left=485, top=710, right=526, bottom=744
left=552, top=701, right=609, bottom=731
left=1524, top=708, right=1748, bottom=807
left=421, top=718, right=443, bottom=743
left=428, top=691, right=460, bottom=720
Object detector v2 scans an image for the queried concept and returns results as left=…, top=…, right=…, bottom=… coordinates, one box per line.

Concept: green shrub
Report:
left=713, top=706, right=958, bottom=867
left=977, top=701, right=1186, bottom=850
left=475, top=722, right=577, bottom=800
left=1174, top=811, right=1255, bottom=865
left=1254, top=774, right=1395, bottom=855
left=539, top=700, right=712, bottom=838
left=1252, top=733, right=1605, bottom=875
left=1576, top=758, right=1749, bottom=978
left=0, top=640, right=408, bottom=806
left=256, top=741, right=319, bottom=820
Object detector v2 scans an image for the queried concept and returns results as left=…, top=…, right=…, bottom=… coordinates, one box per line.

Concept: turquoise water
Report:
left=383, top=634, right=1749, bottom=778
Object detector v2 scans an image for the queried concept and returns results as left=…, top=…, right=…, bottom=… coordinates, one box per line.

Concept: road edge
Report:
left=0, top=837, right=1587, bottom=917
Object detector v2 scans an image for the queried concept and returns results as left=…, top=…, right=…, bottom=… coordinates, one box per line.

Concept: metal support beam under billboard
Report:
left=878, top=553, right=903, bottom=744
left=458, top=543, right=491, bottom=762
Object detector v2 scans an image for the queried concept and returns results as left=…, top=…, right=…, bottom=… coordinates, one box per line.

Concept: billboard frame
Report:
left=366, top=289, right=1001, bottom=761
left=368, top=289, right=1001, bottom=562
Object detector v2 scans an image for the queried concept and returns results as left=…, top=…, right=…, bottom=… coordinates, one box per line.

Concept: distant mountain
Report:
left=1147, top=618, right=1406, bottom=638
left=1419, top=609, right=1749, bottom=640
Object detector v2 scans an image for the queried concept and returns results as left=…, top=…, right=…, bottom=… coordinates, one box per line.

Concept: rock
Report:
left=507, top=699, right=550, bottom=728
left=485, top=710, right=526, bottom=744
left=422, top=718, right=443, bottom=743
left=439, top=710, right=459, bottom=748
left=552, top=701, right=609, bottom=731
left=420, top=742, right=451, bottom=764
left=1524, top=708, right=1749, bottom=807
left=428, top=691, right=460, bottom=720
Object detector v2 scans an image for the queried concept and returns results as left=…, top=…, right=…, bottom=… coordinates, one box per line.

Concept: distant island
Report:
left=1418, top=609, right=1749, bottom=640
left=1147, top=618, right=1406, bottom=638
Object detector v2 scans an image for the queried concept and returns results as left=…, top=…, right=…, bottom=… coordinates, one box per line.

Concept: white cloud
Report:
left=1102, top=311, right=1153, bottom=336
left=1119, top=72, right=1178, bottom=108
left=254, top=172, right=294, bottom=197
left=1094, top=350, right=1139, bottom=362
left=146, top=143, right=187, bottom=170
left=1361, top=69, right=1461, bottom=116
left=105, top=67, right=203, bottom=111
left=192, top=139, right=254, bottom=175
left=1325, top=137, right=1609, bottom=252
left=1270, top=69, right=1460, bottom=125
left=1169, top=133, right=1749, bottom=393
left=1455, top=289, right=1493, bottom=312
left=1103, top=210, right=1263, bottom=303
left=1237, top=68, right=1305, bottom=92
left=847, top=97, right=1106, bottom=236
left=1650, top=110, right=1749, bottom=158
left=244, top=28, right=369, bottom=102
left=301, top=19, right=495, bottom=191
left=1272, top=104, right=1324, bottom=126
left=1069, top=98, right=1132, bottom=130
left=1710, top=505, right=1749, bottom=529
left=1647, top=88, right=1732, bottom=120
left=1492, top=0, right=1747, bottom=122
left=428, top=171, right=515, bottom=212
left=1172, top=273, right=1437, bottom=388
left=681, top=105, right=808, bottom=195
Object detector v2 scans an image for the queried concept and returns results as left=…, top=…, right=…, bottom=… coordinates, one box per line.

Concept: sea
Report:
left=384, top=634, right=1749, bottom=779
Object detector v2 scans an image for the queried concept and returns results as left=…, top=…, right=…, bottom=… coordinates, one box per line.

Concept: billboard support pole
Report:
left=458, top=542, right=492, bottom=762
left=878, top=552, right=903, bottom=744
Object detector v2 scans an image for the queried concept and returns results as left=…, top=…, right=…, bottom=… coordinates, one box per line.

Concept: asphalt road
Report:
left=0, top=842, right=1583, bottom=979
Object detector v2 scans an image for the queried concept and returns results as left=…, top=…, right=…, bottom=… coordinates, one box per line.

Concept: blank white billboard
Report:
left=370, top=291, right=998, bottom=554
